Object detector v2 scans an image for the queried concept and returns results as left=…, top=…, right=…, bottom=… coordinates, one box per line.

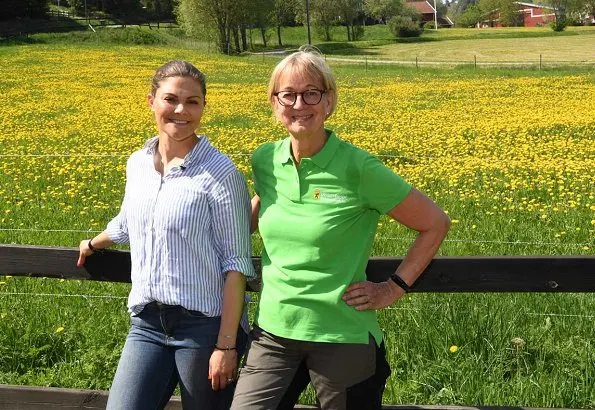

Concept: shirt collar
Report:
left=143, top=135, right=206, bottom=168
left=276, top=129, right=340, bottom=169
left=310, top=130, right=340, bottom=169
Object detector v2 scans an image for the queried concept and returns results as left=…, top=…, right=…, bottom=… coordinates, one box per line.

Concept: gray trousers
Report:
left=231, top=326, right=386, bottom=410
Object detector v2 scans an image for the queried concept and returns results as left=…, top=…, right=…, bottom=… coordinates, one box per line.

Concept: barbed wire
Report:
left=0, top=291, right=127, bottom=300
left=0, top=152, right=430, bottom=161
left=0, top=228, right=591, bottom=248
left=1, top=152, right=590, bottom=163
left=374, top=236, right=593, bottom=248
left=0, top=228, right=102, bottom=233
left=1, top=291, right=593, bottom=319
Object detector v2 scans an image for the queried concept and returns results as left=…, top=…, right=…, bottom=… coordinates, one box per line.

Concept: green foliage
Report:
left=364, top=0, right=404, bottom=22
left=550, top=18, right=568, bottom=31
left=28, top=27, right=180, bottom=45
left=142, top=0, right=176, bottom=20
left=456, top=4, right=483, bottom=27
left=450, top=0, right=479, bottom=21
left=350, top=24, right=366, bottom=41
left=388, top=15, right=424, bottom=37
left=0, top=0, right=50, bottom=20
left=70, top=0, right=143, bottom=19
left=424, top=20, right=437, bottom=29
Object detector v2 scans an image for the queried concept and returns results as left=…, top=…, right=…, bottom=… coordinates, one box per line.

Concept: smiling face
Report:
left=272, top=69, right=333, bottom=141
left=148, top=76, right=205, bottom=143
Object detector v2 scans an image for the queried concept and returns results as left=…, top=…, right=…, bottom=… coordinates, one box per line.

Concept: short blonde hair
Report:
left=268, top=45, right=338, bottom=118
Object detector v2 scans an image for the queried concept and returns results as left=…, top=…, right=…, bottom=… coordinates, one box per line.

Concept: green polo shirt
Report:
left=252, top=130, right=411, bottom=344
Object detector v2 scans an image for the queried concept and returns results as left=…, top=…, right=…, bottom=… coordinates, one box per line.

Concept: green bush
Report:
left=388, top=16, right=424, bottom=38
left=424, top=20, right=437, bottom=30
left=550, top=18, right=567, bottom=32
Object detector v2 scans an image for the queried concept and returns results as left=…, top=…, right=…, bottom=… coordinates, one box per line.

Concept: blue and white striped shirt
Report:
left=106, top=136, right=256, bottom=328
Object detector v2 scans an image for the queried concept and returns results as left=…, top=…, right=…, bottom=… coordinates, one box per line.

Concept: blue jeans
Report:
left=106, top=302, right=247, bottom=410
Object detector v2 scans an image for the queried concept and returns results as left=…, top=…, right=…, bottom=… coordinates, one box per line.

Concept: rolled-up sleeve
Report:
left=210, top=170, right=256, bottom=279
left=105, top=168, right=130, bottom=244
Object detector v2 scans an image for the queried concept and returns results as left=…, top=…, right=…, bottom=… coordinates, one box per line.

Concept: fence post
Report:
left=416, top=56, right=418, bottom=69
left=365, top=56, right=368, bottom=71
left=539, top=53, right=542, bottom=71
left=474, top=55, right=477, bottom=70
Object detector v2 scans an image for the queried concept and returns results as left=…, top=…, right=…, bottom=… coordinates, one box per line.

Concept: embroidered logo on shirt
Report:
left=312, top=189, right=348, bottom=203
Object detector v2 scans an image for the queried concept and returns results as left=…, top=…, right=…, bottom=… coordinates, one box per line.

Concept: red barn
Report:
left=481, top=2, right=556, bottom=27
left=406, top=0, right=454, bottom=27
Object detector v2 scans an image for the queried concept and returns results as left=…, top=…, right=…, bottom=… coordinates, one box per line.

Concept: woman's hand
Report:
left=76, top=240, right=94, bottom=268
left=208, top=348, right=238, bottom=390
left=342, top=280, right=404, bottom=311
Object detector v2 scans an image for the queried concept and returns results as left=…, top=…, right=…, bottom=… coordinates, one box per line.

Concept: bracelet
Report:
left=215, top=345, right=237, bottom=351
left=88, top=239, right=98, bottom=252
left=389, top=273, right=412, bottom=293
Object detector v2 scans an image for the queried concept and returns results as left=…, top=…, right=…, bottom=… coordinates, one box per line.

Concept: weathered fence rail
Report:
left=1, top=245, right=594, bottom=292
left=0, top=244, right=593, bottom=409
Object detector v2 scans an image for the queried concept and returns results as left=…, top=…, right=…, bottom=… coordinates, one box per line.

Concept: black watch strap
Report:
left=389, top=273, right=412, bottom=293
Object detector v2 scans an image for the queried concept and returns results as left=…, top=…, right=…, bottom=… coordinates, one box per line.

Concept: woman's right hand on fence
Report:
left=77, top=239, right=94, bottom=268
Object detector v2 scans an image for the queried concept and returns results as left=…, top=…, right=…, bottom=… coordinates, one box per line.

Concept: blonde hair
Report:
left=268, top=45, right=337, bottom=118
left=150, top=60, right=206, bottom=97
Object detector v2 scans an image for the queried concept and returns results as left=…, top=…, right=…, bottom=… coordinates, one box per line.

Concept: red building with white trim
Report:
left=406, top=0, right=454, bottom=27
left=481, top=2, right=556, bottom=27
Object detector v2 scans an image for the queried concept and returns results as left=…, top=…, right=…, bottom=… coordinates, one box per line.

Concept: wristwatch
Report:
left=389, top=273, right=412, bottom=293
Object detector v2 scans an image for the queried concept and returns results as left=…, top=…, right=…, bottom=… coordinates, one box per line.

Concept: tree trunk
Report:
left=241, top=26, right=248, bottom=51
left=218, top=22, right=228, bottom=54
left=324, top=25, right=331, bottom=41
left=260, top=27, right=267, bottom=47
left=233, top=26, right=240, bottom=53
left=277, top=25, right=282, bottom=46
left=346, top=24, right=351, bottom=41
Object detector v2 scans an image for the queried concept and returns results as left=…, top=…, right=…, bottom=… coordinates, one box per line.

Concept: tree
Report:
left=248, top=0, right=275, bottom=48
left=479, top=0, right=522, bottom=26
left=337, top=0, right=365, bottom=41
left=364, top=0, right=404, bottom=23
left=299, top=0, right=341, bottom=41
left=70, top=0, right=143, bottom=19
left=143, top=0, right=175, bottom=20
left=1, top=0, right=50, bottom=20
left=271, top=0, right=296, bottom=46
left=544, top=0, right=585, bottom=23
left=177, top=0, right=245, bottom=54
left=456, top=4, right=483, bottom=26
left=450, top=0, right=478, bottom=21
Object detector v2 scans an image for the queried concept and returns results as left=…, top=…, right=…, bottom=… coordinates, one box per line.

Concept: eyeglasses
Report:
left=273, top=89, right=326, bottom=107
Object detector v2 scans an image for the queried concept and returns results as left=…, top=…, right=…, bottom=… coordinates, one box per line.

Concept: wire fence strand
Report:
left=0, top=228, right=591, bottom=248
left=1, top=291, right=594, bottom=319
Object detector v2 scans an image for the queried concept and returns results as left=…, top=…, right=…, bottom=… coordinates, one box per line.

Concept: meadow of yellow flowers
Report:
left=0, top=45, right=593, bottom=255
left=0, top=43, right=594, bottom=407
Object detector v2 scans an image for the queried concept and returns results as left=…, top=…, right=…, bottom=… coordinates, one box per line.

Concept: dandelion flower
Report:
left=449, top=345, right=459, bottom=353
left=55, top=327, right=65, bottom=333
left=510, top=337, right=525, bottom=347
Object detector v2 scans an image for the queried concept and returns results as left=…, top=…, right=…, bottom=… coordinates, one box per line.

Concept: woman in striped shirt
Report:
left=77, top=60, right=256, bottom=410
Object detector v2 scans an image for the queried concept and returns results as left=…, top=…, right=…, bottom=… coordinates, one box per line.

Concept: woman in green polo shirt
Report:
left=231, top=46, right=451, bottom=410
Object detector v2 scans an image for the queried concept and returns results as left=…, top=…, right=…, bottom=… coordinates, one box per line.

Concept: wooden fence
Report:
left=0, top=244, right=593, bottom=409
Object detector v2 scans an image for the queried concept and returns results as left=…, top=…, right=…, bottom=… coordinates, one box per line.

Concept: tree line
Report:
left=4, top=0, right=594, bottom=51
left=1, top=0, right=175, bottom=21
left=176, top=0, right=449, bottom=53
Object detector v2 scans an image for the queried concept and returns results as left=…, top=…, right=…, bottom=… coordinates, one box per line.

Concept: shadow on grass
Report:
left=314, top=37, right=442, bottom=56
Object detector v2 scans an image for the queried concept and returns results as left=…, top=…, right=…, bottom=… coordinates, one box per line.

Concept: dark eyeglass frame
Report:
left=273, top=89, right=326, bottom=107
